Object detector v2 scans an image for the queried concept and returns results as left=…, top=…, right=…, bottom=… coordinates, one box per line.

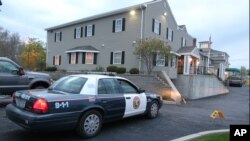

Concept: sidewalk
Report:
left=0, top=95, right=11, bottom=107
left=170, top=129, right=229, bottom=141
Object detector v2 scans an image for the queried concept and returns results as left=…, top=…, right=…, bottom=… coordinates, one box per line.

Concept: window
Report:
left=113, top=18, right=125, bottom=32
left=53, top=55, right=61, bottom=65
left=156, top=53, right=165, bottom=66
left=171, top=56, right=176, bottom=67
left=113, top=51, right=122, bottom=64
left=167, top=28, right=173, bottom=41
left=85, top=24, right=95, bottom=37
left=98, top=79, right=121, bottom=94
left=152, top=19, right=161, bottom=35
left=55, top=32, right=62, bottom=42
left=181, top=37, right=186, bottom=47
left=85, top=52, right=94, bottom=64
left=74, top=27, right=82, bottom=39
left=98, top=79, right=107, bottom=94
left=118, top=79, right=138, bottom=94
left=52, top=76, right=87, bottom=94
left=69, top=52, right=78, bottom=64
left=0, top=61, right=18, bottom=73
left=110, top=51, right=125, bottom=64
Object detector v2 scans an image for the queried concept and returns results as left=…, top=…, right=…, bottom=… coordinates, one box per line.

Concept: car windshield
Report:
left=231, top=77, right=241, bottom=80
left=50, top=76, right=87, bottom=94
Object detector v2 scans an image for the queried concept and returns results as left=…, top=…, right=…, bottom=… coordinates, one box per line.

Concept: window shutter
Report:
left=152, top=19, right=155, bottom=32
left=59, top=56, right=61, bottom=65
left=94, top=53, right=97, bottom=64
left=159, top=23, right=161, bottom=35
left=171, top=57, right=173, bottom=67
left=165, top=56, right=168, bottom=66
left=92, top=24, right=95, bottom=36
left=76, top=52, right=78, bottom=64
left=121, top=51, right=125, bottom=64
left=185, top=39, right=187, bottom=47
left=54, top=33, right=56, bottom=42
left=85, top=26, right=87, bottom=37
left=53, top=56, right=55, bottom=65
left=82, top=52, right=86, bottom=64
left=60, top=32, right=62, bottom=41
left=153, top=53, right=156, bottom=66
left=171, top=30, right=174, bottom=41
left=181, top=37, right=183, bottom=47
left=166, top=28, right=168, bottom=39
left=122, top=18, right=125, bottom=31
left=110, top=52, right=113, bottom=64
left=74, top=28, right=76, bottom=39
left=69, top=53, right=71, bottom=64
left=112, top=20, right=115, bottom=33
left=81, top=27, right=83, bottom=37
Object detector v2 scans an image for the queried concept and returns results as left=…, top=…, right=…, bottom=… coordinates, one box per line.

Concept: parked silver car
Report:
left=228, top=76, right=243, bottom=87
left=0, top=57, right=53, bottom=95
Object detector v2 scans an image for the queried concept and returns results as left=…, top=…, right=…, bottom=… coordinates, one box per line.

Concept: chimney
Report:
left=193, top=38, right=197, bottom=47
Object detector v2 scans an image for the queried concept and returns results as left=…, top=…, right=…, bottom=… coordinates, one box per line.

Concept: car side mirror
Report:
left=138, top=88, right=145, bottom=93
left=18, top=68, right=25, bottom=75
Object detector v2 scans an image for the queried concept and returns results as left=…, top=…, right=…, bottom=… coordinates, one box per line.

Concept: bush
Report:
left=45, top=66, right=57, bottom=71
left=116, top=67, right=126, bottom=74
left=129, top=68, right=139, bottom=74
left=107, top=66, right=118, bottom=72
left=93, top=66, right=105, bottom=72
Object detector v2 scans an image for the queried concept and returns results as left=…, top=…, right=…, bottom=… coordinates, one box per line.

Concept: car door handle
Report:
left=126, top=97, right=131, bottom=99
left=101, top=100, right=107, bottom=103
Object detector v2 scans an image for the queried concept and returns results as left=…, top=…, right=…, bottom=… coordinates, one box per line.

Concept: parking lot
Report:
left=0, top=86, right=249, bottom=141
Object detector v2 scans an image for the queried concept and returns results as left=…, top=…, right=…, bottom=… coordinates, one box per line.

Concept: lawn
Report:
left=192, top=132, right=229, bottom=141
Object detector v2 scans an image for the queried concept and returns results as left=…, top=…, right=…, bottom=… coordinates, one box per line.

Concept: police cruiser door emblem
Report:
left=133, top=96, right=140, bottom=109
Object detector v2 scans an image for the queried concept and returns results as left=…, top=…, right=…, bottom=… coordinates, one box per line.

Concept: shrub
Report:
left=45, top=66, right=57, bottom=71
left=116, top=67, right=126, bottom=74
left=93, top=66, right=105, bottom=72
left=129, top=68, right=139, bottom=74
left=107, top=66, right=118, bottom=72
left=162, top=95, right=169, bottom=100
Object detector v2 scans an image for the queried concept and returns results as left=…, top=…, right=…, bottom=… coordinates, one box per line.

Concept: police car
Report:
left=6, top=73, right=163, bottom=138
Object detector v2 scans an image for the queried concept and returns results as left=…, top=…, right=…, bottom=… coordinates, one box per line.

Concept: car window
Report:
left=52, top=76, right=87, bottom=94
left=118, top=79, right=138, bottom=94
left=98, top=79, right=107, bottom=94
left=99, top=78, right=121, bottom=94
left=0, top=61, right=18, bottom=74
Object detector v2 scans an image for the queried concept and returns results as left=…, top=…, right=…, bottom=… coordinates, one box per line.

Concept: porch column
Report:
left=183, top=55, right=191, bottom=75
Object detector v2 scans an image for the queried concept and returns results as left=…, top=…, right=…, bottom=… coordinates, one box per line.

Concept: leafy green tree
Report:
left=134, top=38, right=171, bottom=74
left=240, top=66, right=247, bottom=80
left=19, top=38, right=46, bottom=70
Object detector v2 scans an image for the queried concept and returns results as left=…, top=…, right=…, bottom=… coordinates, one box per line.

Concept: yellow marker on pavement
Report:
left=210, top=110, right=225, bottom=120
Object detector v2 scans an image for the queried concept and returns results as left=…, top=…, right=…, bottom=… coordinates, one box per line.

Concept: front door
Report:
left=117, top=79, right=146, bottom=118
left=0, top=60, right=29, bottom=95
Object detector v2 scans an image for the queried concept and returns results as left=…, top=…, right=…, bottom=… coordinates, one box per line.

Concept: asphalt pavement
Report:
left=0, top=86, right=249, bottom=141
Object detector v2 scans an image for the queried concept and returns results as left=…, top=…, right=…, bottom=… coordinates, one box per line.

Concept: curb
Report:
left=170, top=129, right=229, bottom=141
left=163, top=100, right=177, bottom=104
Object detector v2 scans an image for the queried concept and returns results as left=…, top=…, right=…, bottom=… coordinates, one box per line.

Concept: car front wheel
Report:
left=76, top=110, right=103, bottom=138
left=147, top=101, right=159, bottom=119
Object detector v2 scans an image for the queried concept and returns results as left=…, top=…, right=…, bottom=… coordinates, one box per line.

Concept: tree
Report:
left=240, top=66, right=247, bottom=80
left=19, top=38, right=46, bottom=70
left=134, top=38, right=171, bottom=74
left=0, top=27, right=22, bottom=63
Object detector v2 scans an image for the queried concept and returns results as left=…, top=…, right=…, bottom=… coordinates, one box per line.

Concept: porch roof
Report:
left=177, top=46, right=200, bottom=59
left=65, top=45, right=99, bottom=53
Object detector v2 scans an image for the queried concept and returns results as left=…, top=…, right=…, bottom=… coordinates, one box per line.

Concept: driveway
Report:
left=0, top=86, right=248, bottom=141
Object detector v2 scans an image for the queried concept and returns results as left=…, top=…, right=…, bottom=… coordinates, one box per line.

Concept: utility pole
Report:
left=207, top=35, right=212, bottom=72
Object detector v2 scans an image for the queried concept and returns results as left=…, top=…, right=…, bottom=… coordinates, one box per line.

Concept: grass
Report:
left=192, top=132, right=229, bottom=141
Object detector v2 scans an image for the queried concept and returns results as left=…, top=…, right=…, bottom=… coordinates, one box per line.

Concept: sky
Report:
left=0, top=0, right=249, bottom=69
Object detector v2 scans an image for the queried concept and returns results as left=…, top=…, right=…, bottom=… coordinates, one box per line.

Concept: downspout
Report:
left=139, top=5, right=144, bottom=72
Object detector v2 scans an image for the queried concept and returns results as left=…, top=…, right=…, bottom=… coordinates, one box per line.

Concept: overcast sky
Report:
left=0, top=0, right=249, bottom=69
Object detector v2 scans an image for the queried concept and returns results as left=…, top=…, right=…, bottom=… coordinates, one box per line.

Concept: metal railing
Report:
left=178, top=66, right=215, bottom=75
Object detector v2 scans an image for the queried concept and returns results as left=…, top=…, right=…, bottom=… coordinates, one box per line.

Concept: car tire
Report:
left=147, top=101, right=159, bottom=119
left=76, top=110, right=103, bottom=138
